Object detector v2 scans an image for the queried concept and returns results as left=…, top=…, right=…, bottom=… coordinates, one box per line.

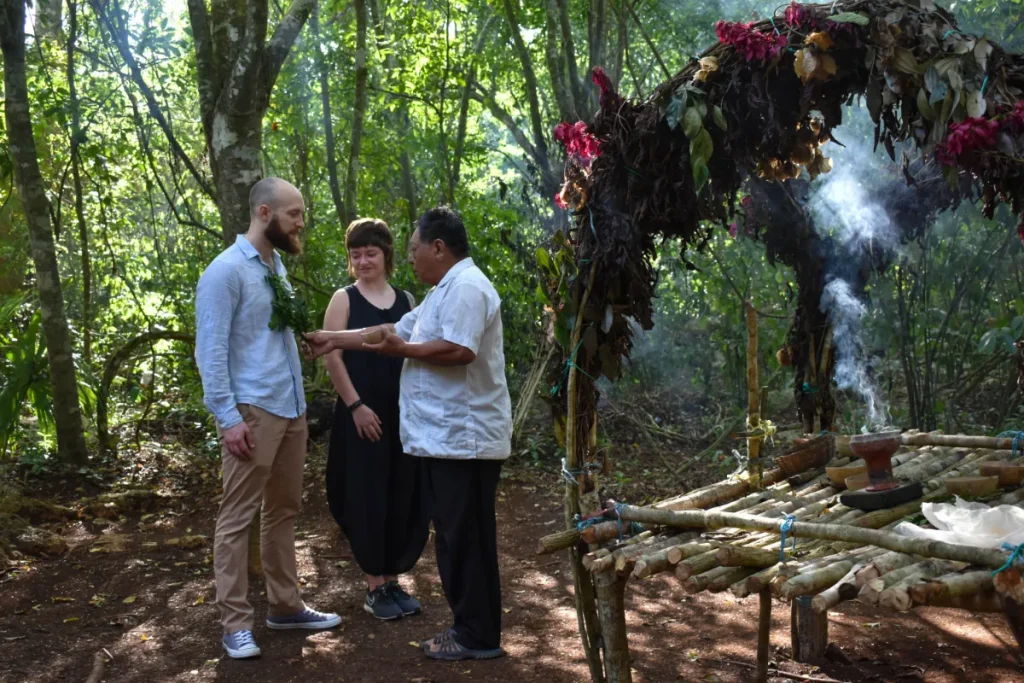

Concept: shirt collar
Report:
left=437, top=257, right=474, bottom=289
left=235, top=234, right=282, bottom=270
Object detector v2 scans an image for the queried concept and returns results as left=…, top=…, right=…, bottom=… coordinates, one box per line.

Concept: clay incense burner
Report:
left=847, top=430, right=901, bottom=492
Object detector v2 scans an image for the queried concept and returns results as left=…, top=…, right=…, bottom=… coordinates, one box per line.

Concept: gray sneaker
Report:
left=387, top=581, right=422, bottom=616
left=222, top=629, right=261, bottom=659
left=364, top=584, right=404, bottom=620
left=266, top=606, right=341, bottom=630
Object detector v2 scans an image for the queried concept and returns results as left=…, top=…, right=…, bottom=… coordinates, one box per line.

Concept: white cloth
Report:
left=893, top=496, right=1024, bottom=549
left=394, top=258, right=512, bottom=460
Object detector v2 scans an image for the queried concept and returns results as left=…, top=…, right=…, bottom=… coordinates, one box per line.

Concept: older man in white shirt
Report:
left=307, top=206, right=511, bottom=661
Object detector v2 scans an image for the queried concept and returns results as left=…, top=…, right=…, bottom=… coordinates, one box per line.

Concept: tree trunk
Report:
left=186, top=0, right=315, bottom=244
left=67, top=0, right=92, bottom=369
left=545, top=0, right=576, bottom=122
left=368, top=0, right=417, bottom=228
left=451, top=13, right=496, bottom=201
left=343, top=0, right=369, bottom=224
left=311, top=3, right=345, bottom=226
left=1, top=0, right=90, bottom=465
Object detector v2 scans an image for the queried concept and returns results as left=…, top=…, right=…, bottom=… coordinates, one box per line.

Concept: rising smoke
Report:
left=809, top=107, right=898, bottom=430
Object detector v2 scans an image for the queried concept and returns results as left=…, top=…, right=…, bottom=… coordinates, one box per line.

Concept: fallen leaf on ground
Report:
left=122, top=596, right=137, bottom=604
left=51, top=596, right=75, bottom=603
left=193, top=595, right=205, bottom=606
left=63, top=617, right=80, bottom=623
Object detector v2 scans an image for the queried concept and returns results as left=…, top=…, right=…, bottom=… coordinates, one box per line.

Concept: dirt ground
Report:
left=1, top=446, right=1022, bottom=683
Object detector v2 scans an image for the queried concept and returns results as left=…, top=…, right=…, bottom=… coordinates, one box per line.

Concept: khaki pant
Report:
left=214, top=404, right=307, bottom=633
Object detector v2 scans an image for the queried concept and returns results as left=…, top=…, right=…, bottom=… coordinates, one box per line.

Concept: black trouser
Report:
left=423, top=457, right=503, bottom=650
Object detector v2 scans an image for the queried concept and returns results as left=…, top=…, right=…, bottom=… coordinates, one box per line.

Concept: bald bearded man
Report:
left=195, top=178, right=340, bottom=659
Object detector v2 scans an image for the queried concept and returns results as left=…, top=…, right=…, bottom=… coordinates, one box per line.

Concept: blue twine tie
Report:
left=997, top=431, right=1024, bottom=458
left=779, top=515, right=796, bottom=562
left=993, top=542, right=1024, bottom=576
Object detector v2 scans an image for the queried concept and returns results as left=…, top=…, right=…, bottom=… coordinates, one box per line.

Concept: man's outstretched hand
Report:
left=302, top=331, right=335, bottom=359
left=364, top=329, right=408, bottom=357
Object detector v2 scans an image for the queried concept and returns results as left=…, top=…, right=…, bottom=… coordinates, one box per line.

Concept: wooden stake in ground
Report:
left=791, top=595, right=828, bottom=662
left=594, top=569, right=633, bottom=683
left=757, top=589, right=772, bottom=683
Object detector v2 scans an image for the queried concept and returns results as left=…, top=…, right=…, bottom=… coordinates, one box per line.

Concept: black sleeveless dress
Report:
left=325, top=284, right=428, bottom=576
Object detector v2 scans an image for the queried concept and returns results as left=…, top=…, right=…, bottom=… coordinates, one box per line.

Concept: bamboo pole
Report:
left=613, top=506, right=1015, bottom=569
left=746, top=302, right=762, bottom=489
left=563, top=262, right=604, bottom=683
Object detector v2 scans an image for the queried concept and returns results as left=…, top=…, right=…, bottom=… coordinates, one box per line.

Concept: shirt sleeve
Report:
left=439, top=281, right=489, bottom=355
left=394, top=298, right=421, bottom=341
left=195, top=261, right=243, bottom=429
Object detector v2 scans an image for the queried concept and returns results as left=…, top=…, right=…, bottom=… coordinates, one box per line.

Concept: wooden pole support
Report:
left=791, top=595, right=828, bottom=663
left=594, top=569, right=633, bottom=683
left=757, top=588, right=772, bottom=683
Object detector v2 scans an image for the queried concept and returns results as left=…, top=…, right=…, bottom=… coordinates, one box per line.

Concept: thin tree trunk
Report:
left=500, top=0, right=552, bottom=182
left=545, top=0, right=575, bottom=122
left=67, top=0, right=92, bottom=368
left=368, top=0, right=417, bottom=227
left=451, top=13, right=496, bottom=200
left=1, top=0, right=89, bottom=464
left=311, top=3, right=345, bottom=225
left=556, top=0, right=586, bottom=114
left=344, top=0, right=369, bottom=224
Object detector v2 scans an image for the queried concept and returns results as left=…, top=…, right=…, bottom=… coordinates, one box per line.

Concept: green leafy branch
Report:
left=266, top=273, right=313, bottom=336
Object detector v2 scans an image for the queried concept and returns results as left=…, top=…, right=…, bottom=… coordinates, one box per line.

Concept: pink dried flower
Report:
left=553, top=120, right=602, bottom=167
left=936, top=117, right=1000, bottom=165
left=1012, top=101, right=1024, bottom=130
left=554, top=189, right=568, bottom=210
left=729, top=223, right=738, bottom=238
left=716, top=21, right=788, bottom=62
left=591, top=67, right=623, bottom=110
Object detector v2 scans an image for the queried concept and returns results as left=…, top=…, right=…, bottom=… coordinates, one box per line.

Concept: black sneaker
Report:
left=364, top=585, right=404, bottom=620
left=387, top=581, right=422, bottom=616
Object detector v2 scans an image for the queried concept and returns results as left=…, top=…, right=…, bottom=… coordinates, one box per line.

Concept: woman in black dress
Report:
left=323, top=218, right=428, bottom=620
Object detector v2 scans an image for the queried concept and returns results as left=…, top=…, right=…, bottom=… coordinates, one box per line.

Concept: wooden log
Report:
left=586, top=531, right=661, bottom=573
left=757, top=589, right=772, bottom=683
left=908, top=570, right=993, bottom=605
left=654, top=480, right=751, bottom=512
left=901, top=432, right=1024, bottom=451
left=582, top=521, right=628, bottom=545
left=708, top=566, right=757, bottom=592
left=878, top=561, right=966, bottom=611
left=853, top=552, right=917, bottom=588
left=683, top=565, right=744, bottom=594
left=717, top=545, right=787, bottom=568
left=791, top=595, right=828, bottom=663
left=630, top=534, right=702, bottom=579
left=666, top=542, right=715, bottom=566
left=615, top=533, right=697, bottom=574
left=810, top=562, right=865, bottom=613
left=859, top=560, right=943, bottom=606
left=614, top=505, right=1015, bottom=569
left=676, top=550, right=721, bottom=581
left=538, top=528, right=582, bottom=555
left=593, top=569, right=633, bottom=683
left=778, top=561, right=853, bottom=600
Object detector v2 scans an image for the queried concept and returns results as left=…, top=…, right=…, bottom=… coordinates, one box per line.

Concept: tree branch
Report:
left=223, top=0, right=270, bottom=112
left=91, top=0, right=217, bottom=200
left=186, top=0, right=217, bottom=120
left=499, top=0, right=551, bottom=174
left=267, top=0, right=316, bottom=88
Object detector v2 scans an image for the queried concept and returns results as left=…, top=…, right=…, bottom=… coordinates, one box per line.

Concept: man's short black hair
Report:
left=417, top=205, right=469, bottom=258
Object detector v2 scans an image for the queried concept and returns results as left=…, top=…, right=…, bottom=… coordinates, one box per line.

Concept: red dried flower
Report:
left=591, top=67, right=623, bottom=110
left=936, top=117, right=1000, bottom=165
left=554, top=189, right=568, bottom=210
left=1012, top=101, right=1024, bottom=130
left=715, top=21, right=788, bottom=62
left=553, top=120, right=602, bottom=167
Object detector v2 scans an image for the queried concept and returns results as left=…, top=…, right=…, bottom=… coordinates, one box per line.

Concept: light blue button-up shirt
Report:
left=194, top=235, right=306, bottom=429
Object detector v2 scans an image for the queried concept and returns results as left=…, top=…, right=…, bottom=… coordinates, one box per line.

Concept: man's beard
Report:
left=265, top=215, right=302, bottom=255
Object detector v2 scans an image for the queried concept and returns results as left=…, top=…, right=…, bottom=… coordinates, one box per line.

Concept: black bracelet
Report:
left=347, top=399, right=364, bottom=412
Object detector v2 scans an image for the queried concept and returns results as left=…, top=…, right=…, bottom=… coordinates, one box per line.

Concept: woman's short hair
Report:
left=345, top=218, right=394, bottom=278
